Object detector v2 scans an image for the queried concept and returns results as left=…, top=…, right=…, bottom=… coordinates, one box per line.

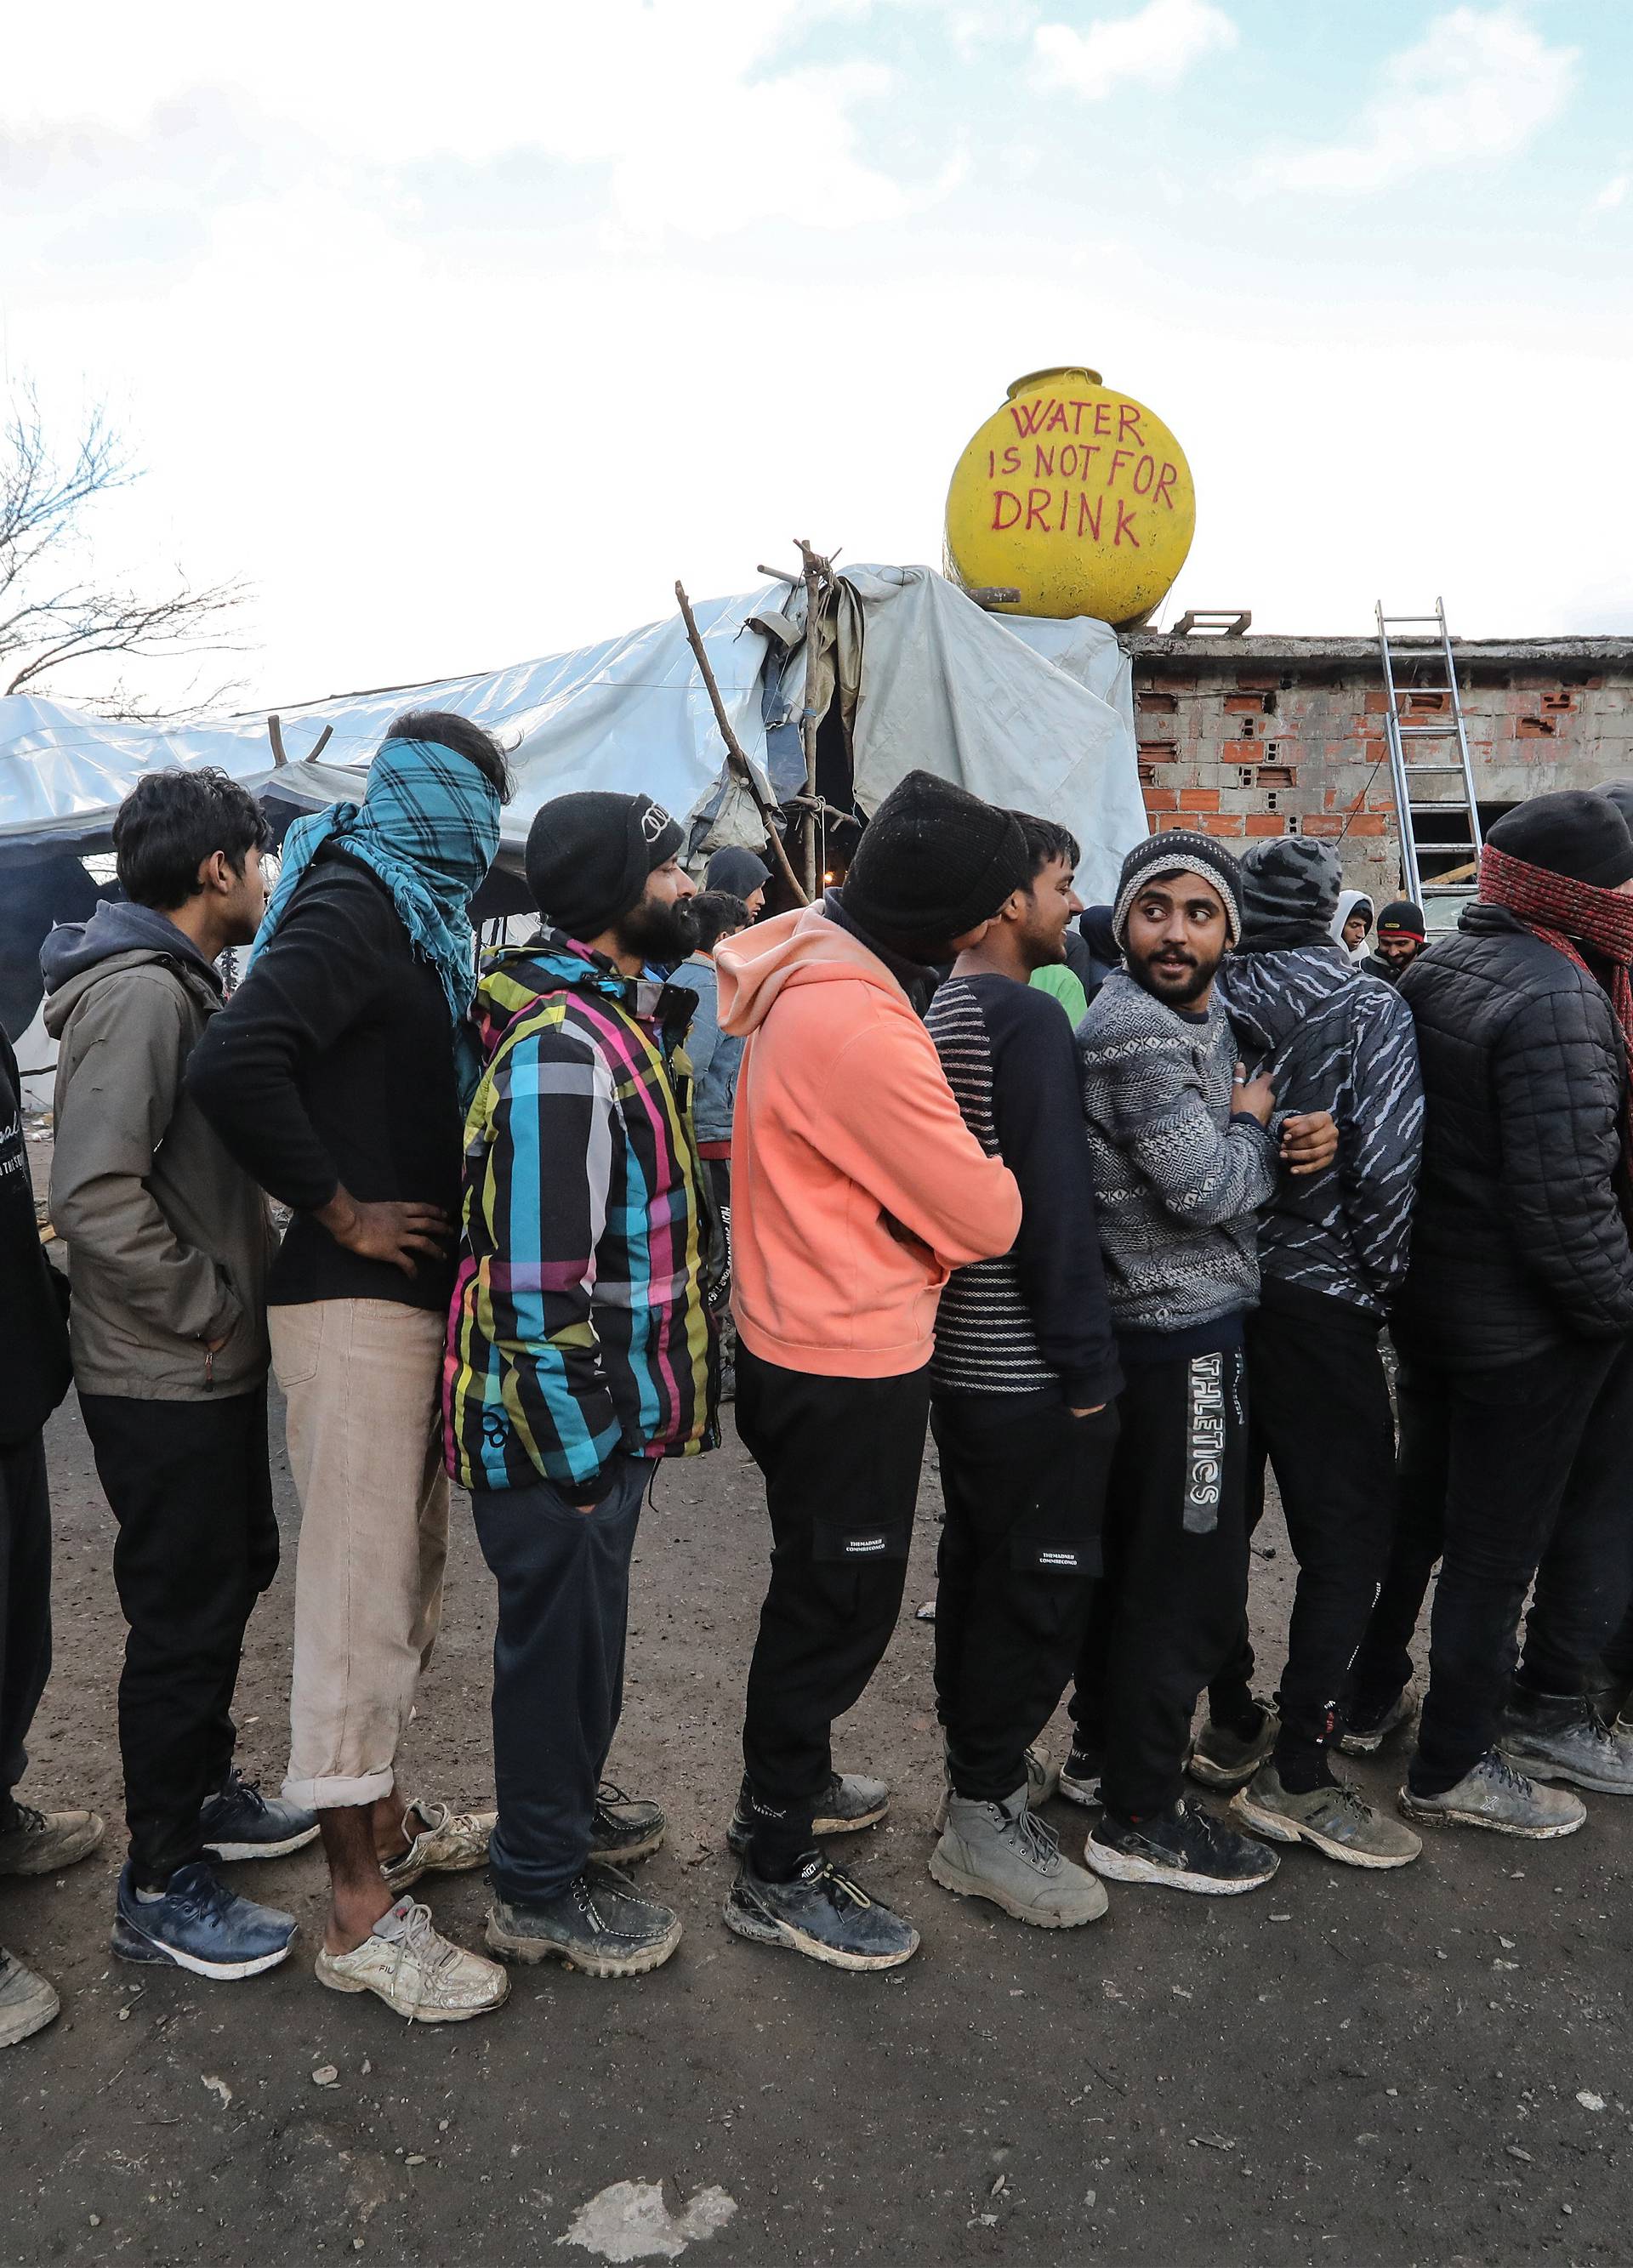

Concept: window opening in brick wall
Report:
left=1413, top=799, right=1519, bottom=884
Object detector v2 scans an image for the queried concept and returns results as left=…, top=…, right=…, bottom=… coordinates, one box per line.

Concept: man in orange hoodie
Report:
left=713, top=771, right=1027, bottom=1970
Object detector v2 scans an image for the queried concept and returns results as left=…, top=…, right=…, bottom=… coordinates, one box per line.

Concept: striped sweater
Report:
left=445, top=936, right=718, bottom=1497
left=925, top=972, right=1120, bottom=1407
left=1078, top=970, right=1278, bottom=1345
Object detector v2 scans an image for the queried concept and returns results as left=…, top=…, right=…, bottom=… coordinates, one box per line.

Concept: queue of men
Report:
left=4, top=715, right=1633, bottom=2039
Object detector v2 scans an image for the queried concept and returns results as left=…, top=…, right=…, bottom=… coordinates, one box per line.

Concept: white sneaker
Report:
left=316, top=1900, right=509, bottom=2021
left=380, top=1800, right=497, bottom=1896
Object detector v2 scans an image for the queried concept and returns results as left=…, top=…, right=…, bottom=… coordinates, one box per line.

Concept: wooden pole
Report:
left=674, top=581, right=809, bottom=907
left=794, top=538, right=828, bottom=901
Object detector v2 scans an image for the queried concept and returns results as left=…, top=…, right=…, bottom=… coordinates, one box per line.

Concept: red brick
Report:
left=1364, top=690, right=1391, bottom=714
left=1198, top=812, right=1245, bottom=837
left=1138, top=740, right=1177, bottom=760
left=1244, top=813, right=1286, bottom=836
left=1143, top=787, right=1178, bottom=812
left=1224, top=694, right=1266, bottom=713
left=1346, top=814, right=1388, bottom=836
left=1233, top=674, right=1279, bottom=692
left=1137, top=691, right=1178, bottom=714
left=1220, top=741, right=1260, bottom=764
left=1301, top=815, right=1345, bottom=838
left=1179, top=787, right=1220, bottom=811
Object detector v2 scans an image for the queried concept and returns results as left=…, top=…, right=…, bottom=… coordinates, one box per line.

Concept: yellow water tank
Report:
left=944, top=365, right=1195, bottom=625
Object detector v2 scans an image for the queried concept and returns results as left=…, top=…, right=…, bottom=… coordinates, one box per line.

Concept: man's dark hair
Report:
left=689, top=890, right=750, bottom=953
left=112, top=767, right=272, bottom=911
left=1012, top=810, right=1081, bottom=879
left=388, top=708, right=514, bottom=804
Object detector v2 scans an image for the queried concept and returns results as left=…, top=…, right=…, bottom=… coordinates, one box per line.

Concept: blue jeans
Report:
left=472, top=1456, right=650, bottom=1906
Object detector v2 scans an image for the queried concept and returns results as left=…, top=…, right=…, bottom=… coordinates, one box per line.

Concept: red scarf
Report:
left=1480, top=842, right=1633, bottom=1162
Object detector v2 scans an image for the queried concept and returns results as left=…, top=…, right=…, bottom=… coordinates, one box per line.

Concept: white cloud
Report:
left=0, top=1, right=942, bottom=242
left=1255, top=5, right=1577, bottom=196
left=1033, top=0, right=1237, bottom=101
left=1595, top=173, right=1629, bottom=210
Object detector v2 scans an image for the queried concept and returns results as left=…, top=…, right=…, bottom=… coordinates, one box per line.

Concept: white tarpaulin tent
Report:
left=0, top=563, right=1141, bottom=876
left=2, top=565, right=1143, bottom=1089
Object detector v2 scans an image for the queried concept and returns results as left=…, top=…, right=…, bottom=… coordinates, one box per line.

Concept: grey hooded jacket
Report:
left=43, top=902, right=271, bottom=1400
left=1219, top=944, right=1423, bottom=1316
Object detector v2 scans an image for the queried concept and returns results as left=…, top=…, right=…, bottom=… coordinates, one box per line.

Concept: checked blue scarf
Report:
left=251, top=736, right=501, bottom=1033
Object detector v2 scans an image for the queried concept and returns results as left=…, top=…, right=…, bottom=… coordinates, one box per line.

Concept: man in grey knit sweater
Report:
left=1063, top=830, right=1334, bottom=1895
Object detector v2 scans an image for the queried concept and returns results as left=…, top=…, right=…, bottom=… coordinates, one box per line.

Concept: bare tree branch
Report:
left=0, top=388, right=251, bottom=714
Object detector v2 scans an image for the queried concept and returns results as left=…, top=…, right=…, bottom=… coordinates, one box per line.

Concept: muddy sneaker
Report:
left=1400, top=1750, right=1586, bottom=1839
left=199, top=1770, right=319, bottom=1862
left=0, top=1950, right=59, bottom=2047
left=0, top=1803, right=105, bottom=1877
left=590, top=1783, right=667, bottom=1866
left=486, top=1863, right=683, bottom=1977
left=1086, top=1797, right=1281, bottom=1895
left=726, top=1771, right=890, bottom=1858
left=1186, top=1703, right=1280, bottom=1792
left=318, top=1897, right=509, bottom=2019
left=1499, top=1692, right=1633, bottom=1796
left=930, top=1788, right=1108, bottom=1927
left=1339, top=1687, right=1419, bottom=1757
left=380, top=1799, right=497, bottom=1896
left=1230, top=1764, right=1422, bottom=1869
left=1058, top=1744, right=1104, bottom=1810
left=112, top=1861, right=296, bottom=1979
left=724, top=1852, right=919, bottom=1970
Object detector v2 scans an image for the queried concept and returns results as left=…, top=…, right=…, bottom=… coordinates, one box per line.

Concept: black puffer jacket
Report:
left=1395, top=902, right=1633, bottom=1368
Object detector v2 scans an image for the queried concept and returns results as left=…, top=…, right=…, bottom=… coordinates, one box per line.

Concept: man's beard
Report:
left=1128, top=942, right=1220, bottom=1007
left=615, top=894, right=699, bottom=966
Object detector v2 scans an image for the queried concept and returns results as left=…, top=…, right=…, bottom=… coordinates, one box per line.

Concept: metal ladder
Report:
left=1374, top=597, right=1483, bottom=926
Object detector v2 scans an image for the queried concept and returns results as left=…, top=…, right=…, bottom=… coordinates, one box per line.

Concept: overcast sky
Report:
left=3, top=0, right=1628, bottom=712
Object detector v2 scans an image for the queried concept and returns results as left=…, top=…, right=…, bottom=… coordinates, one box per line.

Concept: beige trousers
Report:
left=271, top=1299, right=450, bottom=1810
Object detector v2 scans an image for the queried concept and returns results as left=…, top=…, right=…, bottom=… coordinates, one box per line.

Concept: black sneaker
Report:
left=589, top=1782, right=667, bottom=1866
left=725, top=1771, right=890, bottom=1859
left=1058, top=1744, right=1104, bottom=1809
left=1085, top=1798, right=1281, bottom=1896
left=724, top=1852, right=919, bottom=1970
left=199, top=1769, right=320, bottom=1862
left=111, top=1861, right=297, bottom=1978
left=485, top=1862, right=683, bottom=1977
left=1186, top=1703, right=1279, bottom=1792
left=1338, top=1687, right=1419, bottom=1758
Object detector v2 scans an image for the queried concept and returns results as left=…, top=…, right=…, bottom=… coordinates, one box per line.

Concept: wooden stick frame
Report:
left=674, top=580, right=810, bottom=907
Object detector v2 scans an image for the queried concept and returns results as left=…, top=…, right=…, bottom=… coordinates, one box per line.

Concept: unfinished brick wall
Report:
left=1126, top=638, right=1633, bottom=901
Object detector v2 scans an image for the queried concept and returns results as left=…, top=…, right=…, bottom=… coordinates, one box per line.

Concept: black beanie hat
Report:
left=842, top=770, right=1032, bottom=957
left=525, top=791, right=684, bottom=939
left=703, top=844, right=770, bottom=899
left=1486, top=791, right=1633, bottom=892
left=1594, top=779, right=1633, bottom=835
left=1376, top=900, right=1426, bottom=941
left=1111, top=829, right=1243, bottom=946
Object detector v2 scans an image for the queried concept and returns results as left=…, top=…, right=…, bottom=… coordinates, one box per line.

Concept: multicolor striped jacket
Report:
left=445, top=935, right=719, bottom=1497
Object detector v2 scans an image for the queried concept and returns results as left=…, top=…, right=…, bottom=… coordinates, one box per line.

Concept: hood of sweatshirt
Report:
left=1217, top=940, right=1358, bottom=1060
left=469, top=930, right=697, bottom=1065
left=714, top=896, right=912, bottom=1038
left=41, top=901, right=224, bottom=1037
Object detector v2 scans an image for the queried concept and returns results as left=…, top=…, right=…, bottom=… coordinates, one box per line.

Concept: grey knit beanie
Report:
left=1112, top=830, right=1243, bottom=947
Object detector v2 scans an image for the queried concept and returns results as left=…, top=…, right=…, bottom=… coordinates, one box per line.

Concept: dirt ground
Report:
left=4, top=1388, right=1633, bottom=2268
left=7, top=1140, right=1633, bottom=2268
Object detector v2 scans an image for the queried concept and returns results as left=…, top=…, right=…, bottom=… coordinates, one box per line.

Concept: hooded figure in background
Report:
left=1331, top=890, right=1374, bottom=965
left=703, top=846, right=771, bottom=920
